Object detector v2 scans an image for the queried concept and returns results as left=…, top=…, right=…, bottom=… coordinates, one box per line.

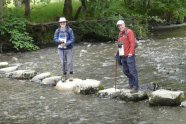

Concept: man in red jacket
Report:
left=116, top=20, right=139, bottom=93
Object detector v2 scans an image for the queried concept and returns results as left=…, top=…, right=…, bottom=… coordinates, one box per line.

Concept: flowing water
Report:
left=0, top=27, right=186, bottom=124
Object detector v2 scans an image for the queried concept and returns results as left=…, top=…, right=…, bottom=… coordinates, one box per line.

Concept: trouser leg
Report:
left=66, top=49, right=73, bottom=74
left=58, top=49, right=67, bottom=74
left=122, top=57, right=133, bottom=87
left=127, top=56, right=139, bottom=89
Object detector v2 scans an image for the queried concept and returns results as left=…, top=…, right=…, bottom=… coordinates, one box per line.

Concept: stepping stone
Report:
left=98, top=88, right=121, bottom=98
left=0, top=66, right=19, bottom=77
left=98, top=88, right=148, bottom=101
left=41, top=76, right=61, bottom=86
left=0, top=66, right=18, bottom=74
left=56, top=78, right=101, bottom=95
left=180, top=101, right=186, bottom=107
left=0, top=62, right=8, bottom=68
left=119, top=89, right=148, bottom=102
left=149, top=89, right=185, bottom=106
left=56, top=78, right=82, bottom=91
left=74, top=79, right=101, bottom=95
left=31, top=72, right=51, bottom=83
left=6, top=70, right=37, bottom=80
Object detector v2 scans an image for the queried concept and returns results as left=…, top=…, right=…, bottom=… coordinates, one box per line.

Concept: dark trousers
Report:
left=121, top=56, right=139, bottom=89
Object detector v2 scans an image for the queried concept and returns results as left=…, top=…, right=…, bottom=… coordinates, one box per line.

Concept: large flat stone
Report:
left=97, top=88, right=121, bottom=98
left=56, top=78, right=101, bottom=95
left=56, top=78, right=82, bottom=91
left=31, top=72, right=51, bottom=83
left=41, top=76, right=61, bottom=86
left=0, top=62, right=9, bottom=68
left=0, top=66, right=18, bottom=74
left=119, top=89, right=148, bottom=102
left=149, top=89, right=185, bottom=106
left=98, top=88, right=148, bottom=101
left=180, top=101, right=186, bottom=107
left=6, top=70, right=37, bottom=79
left=74, top=79, right=101, bottom=94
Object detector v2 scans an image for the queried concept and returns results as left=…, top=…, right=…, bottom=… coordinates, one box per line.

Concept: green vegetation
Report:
left=28, top=3, right=63, bottom=23
left=0, top=14, right=39, bottom=51
left=98, top=84, right=104, bottom=91
left=1, top=0, right=186, bottom=52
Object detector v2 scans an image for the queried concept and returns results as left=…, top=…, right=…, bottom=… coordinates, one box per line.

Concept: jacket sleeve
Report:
left=53, top=29, right=60, bottom=44
left=66, top=28, right=75, bottom=46
left=128, top=29, right=135, bottom=55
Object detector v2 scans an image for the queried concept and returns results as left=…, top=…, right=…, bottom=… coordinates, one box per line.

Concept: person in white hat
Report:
left=115, top=19, right=139, bottom=93
left=53, top=17, right=75, bottom=82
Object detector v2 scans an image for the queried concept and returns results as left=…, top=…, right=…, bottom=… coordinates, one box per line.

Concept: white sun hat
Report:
left=116, top=20, right=124, bottom=25
left=58, top=17, right=68, bottom=23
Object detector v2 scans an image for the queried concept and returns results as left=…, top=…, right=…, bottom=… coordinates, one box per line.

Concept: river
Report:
left=0, top=27, right=186, bottom=124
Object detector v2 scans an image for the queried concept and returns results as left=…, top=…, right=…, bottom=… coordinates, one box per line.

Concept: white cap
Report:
left=58, top=17, right=68, bottom=22
left=116, top=20, right=124, bottom=25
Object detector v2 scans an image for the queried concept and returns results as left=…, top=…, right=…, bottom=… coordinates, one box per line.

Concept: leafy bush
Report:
left=77, top=0, right=149, bottom=39
left=0, top=14, right=39, bottom=51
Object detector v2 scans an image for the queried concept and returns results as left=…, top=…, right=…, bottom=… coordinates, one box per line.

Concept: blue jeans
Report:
left=121, top=56, right=139, bottom=89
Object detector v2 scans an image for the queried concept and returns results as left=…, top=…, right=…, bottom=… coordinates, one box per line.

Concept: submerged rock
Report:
left=6, top=70, right=37, bottom=79
left=149, top=89, right=185, bottom=106
left=0, top=62, right=9, bottom=68
left=31, top=72, right=51, bottom=83
left=41, top=76, right=61, bottom=86
left=56, top=78, right=101, bottom=95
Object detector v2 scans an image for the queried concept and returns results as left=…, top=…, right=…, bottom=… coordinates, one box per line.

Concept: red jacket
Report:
left=117, top=28, right=136, bottom=56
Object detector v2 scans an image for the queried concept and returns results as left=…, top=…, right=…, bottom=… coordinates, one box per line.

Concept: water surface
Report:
left=0, top=29, right=186, bottom=124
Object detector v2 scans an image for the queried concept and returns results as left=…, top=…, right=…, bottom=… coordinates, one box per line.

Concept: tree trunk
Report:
left=63, top=0, right=73, bottom=19
left=0, top=0, right=4, bottom=19
left=74, top=0, right=87, bottom=20
left=24, top=0, right=30, bottom=17
left=81, top=0, right=87, bottom=15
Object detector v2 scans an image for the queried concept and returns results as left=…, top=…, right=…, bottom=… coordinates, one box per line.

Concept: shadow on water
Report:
left=0, top=27, right=186, bottom=124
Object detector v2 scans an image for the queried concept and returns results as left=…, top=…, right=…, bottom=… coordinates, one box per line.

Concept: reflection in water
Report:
left=0, top=36, right=186, bottom=123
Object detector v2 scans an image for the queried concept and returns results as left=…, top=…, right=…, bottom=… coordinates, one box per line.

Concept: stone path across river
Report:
left=0, top=61, right=185, bottom=106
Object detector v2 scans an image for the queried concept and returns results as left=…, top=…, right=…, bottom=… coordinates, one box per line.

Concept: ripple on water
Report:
left=0, top=37, right=186, bottom=123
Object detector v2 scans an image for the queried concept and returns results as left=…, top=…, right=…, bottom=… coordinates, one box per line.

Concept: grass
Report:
left=29, top=2, right=63, bottom=23
left=6, top=1, right=81, bottom=23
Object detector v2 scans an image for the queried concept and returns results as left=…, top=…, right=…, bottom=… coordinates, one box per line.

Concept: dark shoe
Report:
left=130, top=88, right=139, bottom=93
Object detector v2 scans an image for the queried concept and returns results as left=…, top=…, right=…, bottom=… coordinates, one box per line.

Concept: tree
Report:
left=0, top=0, right=4, bottom=20
left=13, top=0, right=22, bottom=8
left=63, top=0, right=72, bottom=19
left=74, top=0, right=87, bottom=20
left=24, top=0, right=31, bottom=17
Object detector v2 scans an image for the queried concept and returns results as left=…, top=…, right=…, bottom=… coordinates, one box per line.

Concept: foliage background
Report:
left=0, top=0, right=186, bottom=52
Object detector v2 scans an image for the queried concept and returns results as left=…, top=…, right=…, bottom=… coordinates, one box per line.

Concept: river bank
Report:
left=151, top=22, right=186, bottom=30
